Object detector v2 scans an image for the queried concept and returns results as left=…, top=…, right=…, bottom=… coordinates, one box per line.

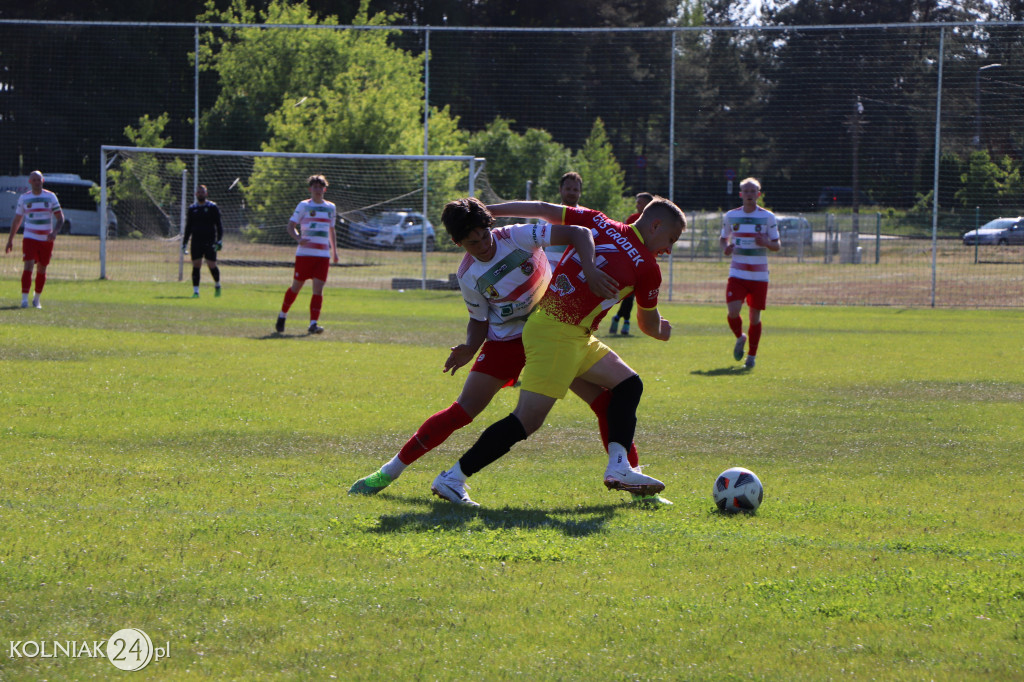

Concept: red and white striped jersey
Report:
left=720, top=206, right=779, bottom=282
left=15, top=190, right=62, bottom=241
left=457, top=223, right=554, bottom=341
left=290, top=199, right=336, bottom=258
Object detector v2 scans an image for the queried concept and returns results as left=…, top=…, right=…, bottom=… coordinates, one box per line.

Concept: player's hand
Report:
left=753, top=233, right=768, bottom=247
left=724, top=243, right=735, bottom=256
left=657, top=318, right=672, bottom=341
left=4, top=242, right=12, bottom=254
left=215, top=241, right=222, bottom=251
left=585, top=268, right=619, bottom=300
left=443, top=344, right=476, bottom=375
left=181, top=243, right=188, bottom=254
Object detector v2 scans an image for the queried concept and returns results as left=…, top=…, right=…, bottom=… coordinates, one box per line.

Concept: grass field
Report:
left=1, top=280, right=1022, bottom=680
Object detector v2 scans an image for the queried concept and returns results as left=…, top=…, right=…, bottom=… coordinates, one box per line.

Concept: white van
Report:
left=0, top=173, right=117, bottom=236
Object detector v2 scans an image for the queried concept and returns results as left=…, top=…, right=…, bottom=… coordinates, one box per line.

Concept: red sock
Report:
left=728, top=315, right=744, bottom=338
left=281, top=288, right=298, bottom=313
left=21, top=271, right=32, bottom=294
left=310, top=294, right=323, bottom=322
left=398, top=402, right=473, bottom=464
left=34, top=271, right=46, bottom=293
left=589, top=390, right=639, bottom=468
left=748, top=321, right=762, bottom=356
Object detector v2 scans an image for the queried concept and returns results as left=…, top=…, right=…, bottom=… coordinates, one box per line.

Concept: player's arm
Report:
left=51, top=209, right=64, bottom=240
left=329, top=223, right=339, bottom=263
left=487, top=201, right=564, bottom=225
left=287, top=220, right=301, bottom=243
left=549, top=224, right=619, bottom=299
left=637, top=305, right=672, bottom=342
left=444, top=318, right=488, bottom=375
left=754, top=231, right=781, bottom=251
left=5, top=214, right=23, bottom=253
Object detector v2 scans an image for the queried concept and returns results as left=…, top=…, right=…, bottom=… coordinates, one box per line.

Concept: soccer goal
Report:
left=98, top=146, right=489, bottom=289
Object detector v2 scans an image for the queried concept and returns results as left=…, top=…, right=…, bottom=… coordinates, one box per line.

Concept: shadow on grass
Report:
left=368, top=496, right=622, bottom=538
left=690, top=366, right=751, bottom=376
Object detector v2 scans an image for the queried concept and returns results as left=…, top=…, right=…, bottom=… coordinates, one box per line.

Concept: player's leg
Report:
left=568, top=378, right=640, bottom=468
left=578, top=353, right=665, bottom=496
left=31, top=241, right=54, bottom=308
left=351, top=344, right=517, bottom=495
left=726, top=277, right=747, bottom=361
left=20, top=241, right=36, bottom=307
left=308, top=276, right=326, bottom=334
left=618, top=294, right=634, bottom=335
left=744, top=284, right=767, bottom=369
left=191, top=254, right=203, bottom=297
left=276, top=269, right=305, bottom=333
left=205, top=249, right=221, bottom=296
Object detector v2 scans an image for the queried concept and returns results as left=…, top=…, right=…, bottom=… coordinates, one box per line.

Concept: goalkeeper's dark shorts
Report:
left=190, top=241, right=218, bottom=261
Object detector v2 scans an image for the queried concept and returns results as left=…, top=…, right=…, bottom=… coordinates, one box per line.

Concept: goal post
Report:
left=99, top=146, right=489, bottom=288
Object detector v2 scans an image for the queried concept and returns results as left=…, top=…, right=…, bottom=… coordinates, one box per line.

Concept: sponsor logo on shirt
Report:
left=552, top=273, right=576, bottom=297
left=520, top=262, right=534, bottom=276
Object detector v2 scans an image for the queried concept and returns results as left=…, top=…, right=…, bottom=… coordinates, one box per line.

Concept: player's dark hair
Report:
left=636, top=191, right=654, bottom=202
left=442, top=197, right=495, bottom=243
left=560, top=171, right=583, bottom=189
left=307, top=174, right=328, bottom=187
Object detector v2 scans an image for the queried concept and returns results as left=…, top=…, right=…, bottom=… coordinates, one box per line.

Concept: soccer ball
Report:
left=713, top=467, right=763, bottom=513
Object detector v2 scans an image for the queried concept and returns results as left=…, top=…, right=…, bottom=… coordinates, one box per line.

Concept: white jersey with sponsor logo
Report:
left=15, top=190, right=62, bottom=241
left=458, top=222, right=554, bottom=341
left=290, top=199, right=336, bottom=258
left=720, top=206, right=779, bottom=282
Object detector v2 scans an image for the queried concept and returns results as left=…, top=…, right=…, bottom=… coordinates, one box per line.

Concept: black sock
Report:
left=191, top=267, right=201, bottom=287
left=210, top=266, right=220, bottom=283
left=607, top=374, right=643, bottom=450
left=459, top=413, right=528, bottom=476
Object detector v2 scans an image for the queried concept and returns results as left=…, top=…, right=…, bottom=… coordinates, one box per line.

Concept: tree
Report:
left=466, top=117, right=572, bottom=202
left=199, top=0, right=467, bottom=239
left=573, top=118, right=632, bottom=220
left=956, top=150, right=1021, bottom=220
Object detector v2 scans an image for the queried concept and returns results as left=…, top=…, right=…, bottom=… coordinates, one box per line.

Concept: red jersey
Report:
left=538, top=206, right=662, bottom=331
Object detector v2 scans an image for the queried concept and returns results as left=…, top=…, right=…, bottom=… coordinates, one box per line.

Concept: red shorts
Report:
left=23, top=238, right=55, bottom=266
left=293, top=255, right=330, bottom=282
left=471, top=338, right=527, bottom=388
left=726, top=276, right=769, bottom=310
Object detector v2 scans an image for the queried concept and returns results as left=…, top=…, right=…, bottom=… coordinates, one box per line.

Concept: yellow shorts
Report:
left=520, top=311, right=611, bottom=399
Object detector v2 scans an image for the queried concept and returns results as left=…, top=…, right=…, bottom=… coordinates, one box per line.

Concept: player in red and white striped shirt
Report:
left=274, top=175, right=339, bottom=335
left=719, top=177, right=780, bottom=369
left=5, top=171, right=64, bottom=309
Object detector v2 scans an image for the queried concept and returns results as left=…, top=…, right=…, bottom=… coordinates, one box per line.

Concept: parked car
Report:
left=776, top=215, right=813, bottom=247
left=962, top=217, right=1024, bottom=246
left=347, top=210, right=436, bottom=251
left=815, top=186, right=875, bottom=210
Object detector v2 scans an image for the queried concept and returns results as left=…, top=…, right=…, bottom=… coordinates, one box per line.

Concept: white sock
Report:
left=608, top=442, right=628, bottom=469
left=278, top=312, right=287, bottom=319
left=32, top=294, right=40, bottom=305
left=448, top=461, right=467, bottom=482
left=381, top=455, right=407, bottom=480
left=215, top=283, right=221, bottom=289
left=22, top=294, right=29, bottom=304
left=193, top=286, right=199, bottom=294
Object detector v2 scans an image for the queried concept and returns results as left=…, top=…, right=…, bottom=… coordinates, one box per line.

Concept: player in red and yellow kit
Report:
left=431, top=197, right=686, bottom=507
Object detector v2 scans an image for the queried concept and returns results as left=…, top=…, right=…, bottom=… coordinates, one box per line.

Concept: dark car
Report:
left=962, top=217, right=1024, bottom=246
left=816, top=186, right=875, bottom=209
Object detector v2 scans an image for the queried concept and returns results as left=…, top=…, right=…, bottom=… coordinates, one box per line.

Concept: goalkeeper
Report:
left=182, top=184, right=224, bottom=298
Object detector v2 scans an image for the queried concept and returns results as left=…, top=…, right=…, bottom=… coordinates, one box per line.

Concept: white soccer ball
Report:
left=713, top=467, right=763, bottom=513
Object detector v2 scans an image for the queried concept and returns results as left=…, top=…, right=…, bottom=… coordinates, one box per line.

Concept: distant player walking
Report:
left=719, top=177, right=780, bottom=369
left=181, top=184, right=224, bottom=298
left=275, top=175, right=339, bottom=334
left=5, top=171, right=64, bottom=309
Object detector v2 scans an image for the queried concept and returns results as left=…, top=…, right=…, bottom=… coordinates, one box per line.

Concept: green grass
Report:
left=1, top=280, right=1022, bottom=680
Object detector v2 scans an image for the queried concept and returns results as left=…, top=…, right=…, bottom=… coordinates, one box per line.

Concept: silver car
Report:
left=776, top=216, right=813, bottom=247
left=962, top=217, right=1024, bottom=246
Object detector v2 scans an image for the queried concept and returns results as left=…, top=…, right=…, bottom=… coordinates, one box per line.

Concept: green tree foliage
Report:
left=466, top=117, right=572, bottom=202
left=199, top=0, right=466, bottom=241
left=573, top=118, right=632, bottom=220
left=956, top=150, right=1021, bottom=219
left=102, top=114, right=187, bottom=236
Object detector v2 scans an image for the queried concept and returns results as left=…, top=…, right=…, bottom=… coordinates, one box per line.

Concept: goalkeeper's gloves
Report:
left=181, top=243, right=188, bottom=254
left=215, top=241, right=222, bottom=251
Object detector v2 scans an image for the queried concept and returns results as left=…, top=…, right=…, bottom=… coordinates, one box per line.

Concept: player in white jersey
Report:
left=274, top=175, right=339, bottom=335
left=349, top=197, right=661, bottom=503
left=5, top=171, right=64, bottom=309
left=719, top=177, right=780, bottom=369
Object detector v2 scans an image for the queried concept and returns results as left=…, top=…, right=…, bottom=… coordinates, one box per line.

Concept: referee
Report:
left=182, top=184, right=224, bottom=297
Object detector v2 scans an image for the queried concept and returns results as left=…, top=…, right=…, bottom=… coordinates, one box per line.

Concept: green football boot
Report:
left=349, top=470, right=394, bottom=495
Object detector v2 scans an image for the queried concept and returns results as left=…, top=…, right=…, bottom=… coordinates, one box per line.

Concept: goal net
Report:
left=98, top=146, right=492, bottom=289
